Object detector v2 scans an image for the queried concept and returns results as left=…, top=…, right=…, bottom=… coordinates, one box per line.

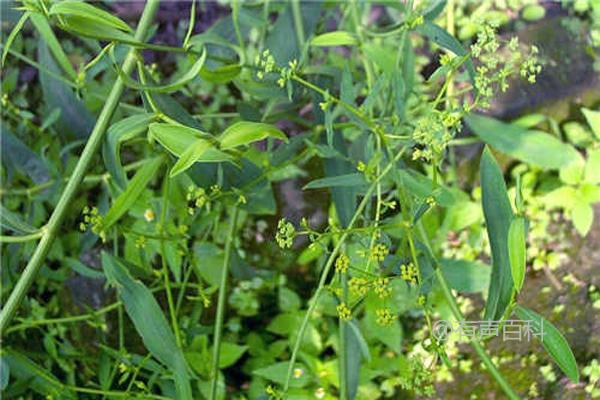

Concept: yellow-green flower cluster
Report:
left=349, top=277, right=370, bottom=297
left=186, top=185, right=209, bottom=215
left=400, top=263, right=418, bottom=284
left=275, top=218, right=295, bottom=249
left=336, top=302, right=352, bottom=321
left=80, top=206, right=106, bottom=241
left=376, top=307, right=394, bottom=326
left=373, top=277, right=391, bottom=299
left=255, top=49, right=276, bottom=80
left=335, top=253, right=349, bottom=273
left=370, top=243, right=389, bottom=262
left=277, top=59, right=298, bottom=88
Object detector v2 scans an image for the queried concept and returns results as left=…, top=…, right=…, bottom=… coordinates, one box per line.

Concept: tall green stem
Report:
left=210, top=207, right=239, bottom=400
left=0, top=0, right=161, bottom=335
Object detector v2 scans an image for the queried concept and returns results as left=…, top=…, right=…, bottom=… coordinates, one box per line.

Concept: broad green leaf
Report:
left=515, top=305, right=579, bottom=383
left=480, top=147, right=514, bottom=321
left=440, top=259, right=491, bottom=293
left=303, top=173, right=366, bottom=190
left=522, top=4, right=546, bottom=21
left=30, top=13, right=77, bottom=80
left=118, top=48, right=207, bottom=93
left=417, top=21, right=476, bottom=88
left=102, top=252, right=192, bottom=399
left=253, top=361, right=310, bottom=388
left=585, top=148, right=600, bottom=184
left=508, top=216, right=526, bottom=292
left=103, top=156, right=163, bottom=229
left=103, top=114, right=155, bottom=189
left=170, top=138, right=213, bottom=177
left=218, top=342, right=248, bottom=368
left=311, top=31, right=358, bottom=47
left=581, top=107, right=600, bottom=139
left=50, top=1, right=132, bottom=32
left=2, top=11, right=29, bottom=66
left=571, top=201, right=593, bottom=236
left=466, top=114, right=583, bottom=169
left=3, top=348, right=75, bottom=399
left=59, top=15, right=140, bottom=44
left=219, top=121, right=287, bottom=150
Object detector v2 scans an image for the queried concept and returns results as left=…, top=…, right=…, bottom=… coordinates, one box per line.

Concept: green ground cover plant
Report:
left=1, top=0, right=599, bottom=399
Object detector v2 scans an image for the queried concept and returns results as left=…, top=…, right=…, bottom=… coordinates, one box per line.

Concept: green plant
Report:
left=1, top=1, right=596, bottom=399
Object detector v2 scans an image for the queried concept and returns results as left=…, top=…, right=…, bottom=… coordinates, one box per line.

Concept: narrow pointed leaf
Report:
left=59, top=15, right=140, bottom=44
left=219, top=121, right=287, bottom=150
left=303, top=173, right=366, bottom=190
left=50, top=1, right=132, bottom=32
left=103, top=114, right=155, bottom=189
left=103, top=156, right=163, bottom=229
left=311, top=31, right=358, bottom=47
left=118, top=48, right=207, bottom=93
left=0, top=204, right=37, bottom=234
left=515, top=305, right=579, bottom=383
left=465, top=114, right=583, bottom=169
left=170, top=139, right=212, bottom=177
left=30, top=13, right=77, bottom=80
left=3, top=349, right=75, bottom=398
left=102, top=252, right=192, bottom=398
left=480, top=147, right=514, bottom=320
left=508, top=216, right=526, bottom=292
left=2, top=11, right=30, bottom=66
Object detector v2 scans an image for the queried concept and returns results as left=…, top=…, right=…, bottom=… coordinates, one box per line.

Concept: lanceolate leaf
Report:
left=465, top=114, right=583, bottom=169
left=417, top=21, right=476, bottom=88
left=2, top=11, right=30, bottom=67
left=480, top=147, right=514, bottom=320
left=345, top=320, right=370, bottom=399
left=508, top=216, right=527, bottom=292
left=103, top=114, right=155, bottom=190
left=59, top=15, right=140, bottom=44
left=103, top=156, right=163, bottom=229
left=149, top=123, right=234, bottom=168
left=311, top=31, right=358, bottom=47
left=30, top=13, right=77, bottom=80
left=3, top=349, right=75, bottom=399
left=303, top=173, right=366, bottom=190
left=515, top=305, right=579, bottom=383
left=102, top=252, right=193, bottom=399
left=170, top=139, right=213, bottom=177
left=49, top=0, right=132, bottom=32
left=118, top=48, right=207, bottom=93
left=0, top=204, right=37, bottom=234
left=219, top=121, right=287, bottom=150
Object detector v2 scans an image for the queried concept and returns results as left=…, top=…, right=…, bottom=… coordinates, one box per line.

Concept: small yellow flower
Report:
left=315, top=387, right=326, bottom=399
left=349, top=277, right=369, bottom=297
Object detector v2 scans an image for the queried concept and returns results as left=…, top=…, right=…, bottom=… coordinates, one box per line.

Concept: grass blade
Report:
left=30, top=13, right=77, bottom=80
